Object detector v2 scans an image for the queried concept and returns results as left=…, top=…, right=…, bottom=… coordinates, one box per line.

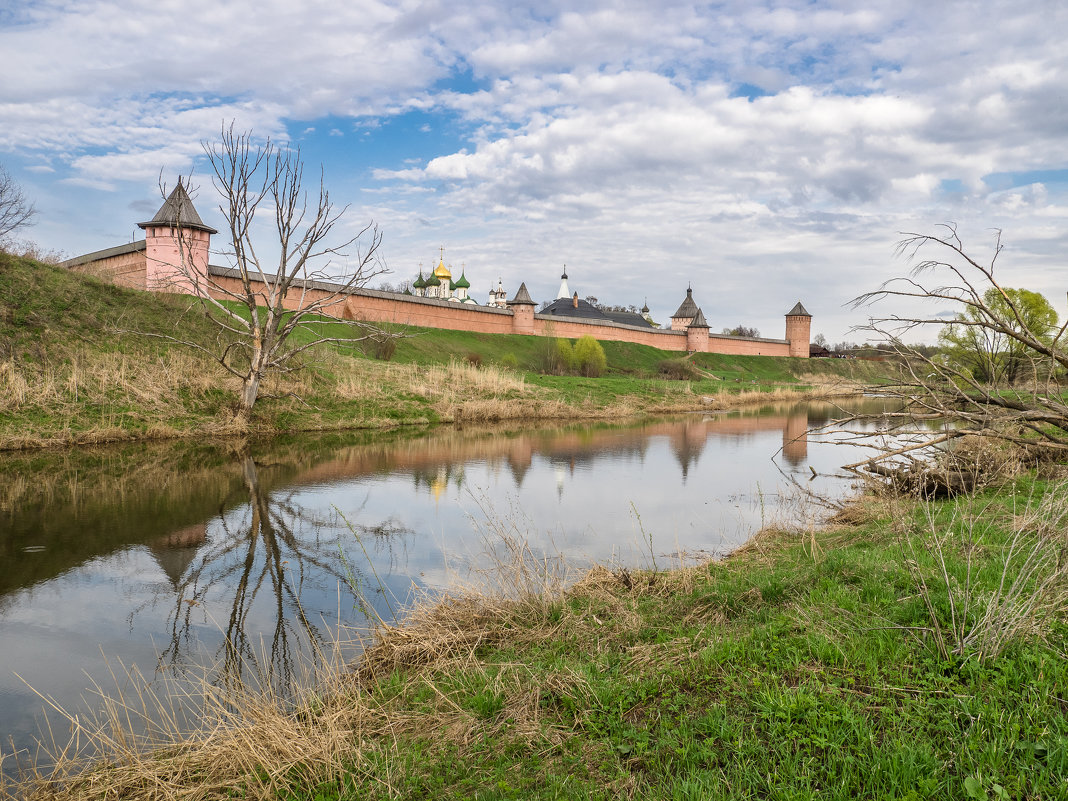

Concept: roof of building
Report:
left=672, top=287, right=700, bottom=319
left=412, top=271, right=426, bottom=289
left=425, top=274, right=441, bottom=287
left=59, top=239, right=146, bottom=268
left=433, top=259, right=451, bottom=279
left=557, top=267, right=571, bottom=300
left=786, top=301, right=811, bottom=317
left=541, top=296, right=611, bottom=321
left=509, top=282, right=536, bottom=305
left=137, top=181, right=218, bottom=234
left=688, top=309, right=709, bottom=328
left=603, top=309, right=654, bottom=328
left=452, top=270, right=470, bottom=289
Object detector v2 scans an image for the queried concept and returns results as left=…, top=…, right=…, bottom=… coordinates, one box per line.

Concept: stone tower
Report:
left=686, top=308, right=710, bottom=353
left=137, top=180, right=217, bottom=294
left=508, top=282, right=536, bottom=334
left=785, top=301, right=812, bottom=358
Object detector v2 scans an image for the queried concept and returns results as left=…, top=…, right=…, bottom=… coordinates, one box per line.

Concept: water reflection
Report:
left=0, top=397, right=897, bottom=762
left=156, top=452, right=382, bottom=697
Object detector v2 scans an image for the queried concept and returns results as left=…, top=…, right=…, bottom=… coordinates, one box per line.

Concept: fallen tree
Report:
left=845, top=225, right=1068, bottom=493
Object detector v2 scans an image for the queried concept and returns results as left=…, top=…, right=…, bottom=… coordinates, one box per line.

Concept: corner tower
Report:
left=785, top=301, right=812, bottom=358
left=137, top=180, right=217, bottom=294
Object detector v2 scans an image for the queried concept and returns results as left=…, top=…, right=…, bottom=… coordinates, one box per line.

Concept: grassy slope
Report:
left=16, top=472, right=1067, bottom=800
left=0, top=254, right=889, bottom=449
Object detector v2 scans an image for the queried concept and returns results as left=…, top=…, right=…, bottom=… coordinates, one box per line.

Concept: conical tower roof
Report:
left=785, top=301, right=811, bottom=317
left=672, top=287, right=699, bottom=319
left=138, top=180, right=217, bottom=234
left=508, top=282, right=535, bottom=305
left=688, top=308, right=709, bottom=328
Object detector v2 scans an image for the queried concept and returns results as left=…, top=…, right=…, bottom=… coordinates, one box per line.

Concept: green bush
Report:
left=573, top=335, right=606, bottom=377
left=499, top=352, right=519, bottom=370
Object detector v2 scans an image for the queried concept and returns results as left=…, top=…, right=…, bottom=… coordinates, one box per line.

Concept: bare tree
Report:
left=0, top=164, right=36, bottom=244
left=846, top=224, right=1068, bottom=491
left=169, top=125, right=391, bottom=419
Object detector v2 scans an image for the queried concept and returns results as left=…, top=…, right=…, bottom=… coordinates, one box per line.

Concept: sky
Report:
left=2, top=0, right=1067, bottom=343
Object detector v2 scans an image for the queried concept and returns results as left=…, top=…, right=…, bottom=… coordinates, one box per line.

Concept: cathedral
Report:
left=411, top=249, right=476, bottom=304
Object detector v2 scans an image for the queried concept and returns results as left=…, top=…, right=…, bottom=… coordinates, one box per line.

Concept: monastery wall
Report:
left=62, top=242, right=147, bottom=290
left=706, top=333, right=792, bottom=358
left=208, top=267, right=798, bottom=356
left=531, top=314, right=689, bottom=351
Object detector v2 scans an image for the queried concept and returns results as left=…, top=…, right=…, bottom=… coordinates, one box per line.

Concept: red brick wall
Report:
left=205, top=270, right=800, bottom=357
left=69, top=248, right=147, bottom=290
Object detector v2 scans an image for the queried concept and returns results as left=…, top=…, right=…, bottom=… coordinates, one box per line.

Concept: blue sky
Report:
left=2, top=0, right=1067, bottom=342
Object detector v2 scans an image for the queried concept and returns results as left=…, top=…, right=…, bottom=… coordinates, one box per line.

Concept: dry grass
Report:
left=0, top=350, right=227, bottom=412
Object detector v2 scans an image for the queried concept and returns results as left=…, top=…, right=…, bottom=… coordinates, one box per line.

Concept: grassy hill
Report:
left=0, top=253, right=891, bottom=450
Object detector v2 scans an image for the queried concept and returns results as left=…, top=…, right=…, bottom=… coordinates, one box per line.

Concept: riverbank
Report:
left=0, top=253, right=889, bottom=451
left=7, top=465, right=1067, bottom=800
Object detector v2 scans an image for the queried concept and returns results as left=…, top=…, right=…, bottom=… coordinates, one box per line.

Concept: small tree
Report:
left=168, top=125, right=390, bottom=419
left=573, top=335, right=607, bottom=377
left=938, top=287, right=1057, bottom=385
left=0, top=165, right=36, bottom=245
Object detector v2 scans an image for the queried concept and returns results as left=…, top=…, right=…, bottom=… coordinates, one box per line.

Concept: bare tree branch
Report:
left=0, top=164, right=36, bottom=244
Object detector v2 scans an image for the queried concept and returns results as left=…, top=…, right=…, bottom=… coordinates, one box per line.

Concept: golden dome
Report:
left=433, top=259, right=452, bottom=279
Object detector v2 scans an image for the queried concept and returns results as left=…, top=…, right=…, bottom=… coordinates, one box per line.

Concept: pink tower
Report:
left=686, top=308, right=710, bottom=353
left=785, top=301, right=812, bottom=358
left=508, top=282, right=537, bottom=334
left=137, top=181, right=217, bottom=294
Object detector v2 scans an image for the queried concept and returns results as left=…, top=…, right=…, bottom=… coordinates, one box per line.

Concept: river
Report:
left=0, top=397, right=897, bottom=768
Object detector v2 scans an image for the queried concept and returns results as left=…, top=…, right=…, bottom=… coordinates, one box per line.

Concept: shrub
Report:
left=366, top=333, right=397, bottom=361
left=499, top=353, right=519, bottom=370
left=657, top=358, right=700, bottom=380
left=466, top=352, right=484, bottom=367
left=573, top=335, right=606, bottom=377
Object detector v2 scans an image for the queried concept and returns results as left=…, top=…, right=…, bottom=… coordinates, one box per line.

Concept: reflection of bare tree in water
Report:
left=159, top=451, right=411, bottom=697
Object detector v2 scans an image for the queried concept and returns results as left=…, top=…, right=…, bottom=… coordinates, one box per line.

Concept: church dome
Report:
left=452, top=270, right=470, bottom=290
left=433, top=260, right=452, bottom=280
left=412, top=272, right=426, bottom=289
left=425, top=274, right=441, bottom=287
